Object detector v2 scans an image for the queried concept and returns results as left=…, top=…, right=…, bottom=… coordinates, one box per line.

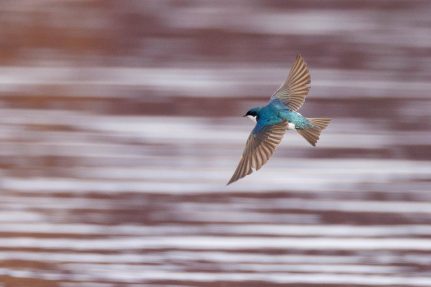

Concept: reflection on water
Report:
left=1, top=1, right=431, bottom=286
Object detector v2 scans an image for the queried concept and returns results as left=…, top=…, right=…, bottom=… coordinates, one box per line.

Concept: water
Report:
left=0, top=1, right=431, bottom=286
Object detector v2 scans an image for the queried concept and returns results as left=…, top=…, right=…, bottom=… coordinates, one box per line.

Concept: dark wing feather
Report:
left=227, top=121, right=287, bottom=185
left=271, top=54, right=311, bottom=111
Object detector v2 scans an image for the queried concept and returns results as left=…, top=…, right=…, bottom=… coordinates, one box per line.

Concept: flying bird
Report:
left=227, top=55, right=331, bottom=185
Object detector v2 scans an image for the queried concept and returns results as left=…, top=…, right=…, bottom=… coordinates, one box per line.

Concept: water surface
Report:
left=0, top=1, right=430, bottom=286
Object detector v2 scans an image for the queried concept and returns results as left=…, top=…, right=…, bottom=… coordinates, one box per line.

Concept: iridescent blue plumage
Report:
left=252, top=99, right=312, bottom=134
left=228, top=55, right=331, bottom=185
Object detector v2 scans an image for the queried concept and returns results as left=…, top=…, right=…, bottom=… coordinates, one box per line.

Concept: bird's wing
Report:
left=227, top=121, right=287, bottom=185
left=270, top=54, right=311, bottom=111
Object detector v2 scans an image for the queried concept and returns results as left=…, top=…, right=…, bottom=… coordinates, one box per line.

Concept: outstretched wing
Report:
left=271, top=54, right=311, bottom=111
left=227, top=121, right=287, bottom=185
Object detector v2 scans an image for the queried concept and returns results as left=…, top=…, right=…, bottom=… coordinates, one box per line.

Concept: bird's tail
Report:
left=297, top=118, right=331, bottom=146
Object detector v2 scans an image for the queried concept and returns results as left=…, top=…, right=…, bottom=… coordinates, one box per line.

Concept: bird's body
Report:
left=228, top=55, right=331, bottom=185
left=253, top=99, right=313, bottom=132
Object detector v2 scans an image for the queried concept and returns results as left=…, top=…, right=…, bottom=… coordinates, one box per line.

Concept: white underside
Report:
left=287, top=122, right=296, bottom=130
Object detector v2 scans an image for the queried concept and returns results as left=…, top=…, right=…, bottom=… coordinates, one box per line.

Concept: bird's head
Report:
left=243, top=107, right=260, bottom=122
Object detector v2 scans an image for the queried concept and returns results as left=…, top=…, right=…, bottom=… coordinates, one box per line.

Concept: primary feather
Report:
left=227, top=121, right=287, bottom=185
left=271, top=54, right=311, bottom=111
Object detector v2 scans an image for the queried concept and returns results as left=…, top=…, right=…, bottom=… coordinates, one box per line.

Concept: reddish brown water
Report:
left=0, top=1, right=431, bottom=286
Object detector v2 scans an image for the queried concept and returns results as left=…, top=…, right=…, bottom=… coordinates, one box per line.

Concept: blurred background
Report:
left=0, top=0, right=430, bottom=286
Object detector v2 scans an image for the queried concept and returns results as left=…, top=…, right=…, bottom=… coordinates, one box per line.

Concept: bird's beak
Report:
left=242, top=114, right=247, bottom=117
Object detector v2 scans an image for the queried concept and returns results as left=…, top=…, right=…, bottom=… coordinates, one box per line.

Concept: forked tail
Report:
left=297, top=118, right=331, bottom=146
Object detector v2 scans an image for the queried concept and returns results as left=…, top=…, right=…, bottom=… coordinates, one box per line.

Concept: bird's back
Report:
left=280, top=110, right=311, bottom=129
left=266, top=99, right=311, bottom=129
left=253, top=103, right=285, bottom=133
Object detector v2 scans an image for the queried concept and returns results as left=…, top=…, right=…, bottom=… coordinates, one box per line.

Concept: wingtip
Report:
left=294, top=54, right=309, bottom=67
left=295, top=53, right=304, bottom=61
left=226, top=178, right=235, bottom=185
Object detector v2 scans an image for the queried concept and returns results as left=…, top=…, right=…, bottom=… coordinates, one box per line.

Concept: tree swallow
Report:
left=228, top=55, right=331, bottom=185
